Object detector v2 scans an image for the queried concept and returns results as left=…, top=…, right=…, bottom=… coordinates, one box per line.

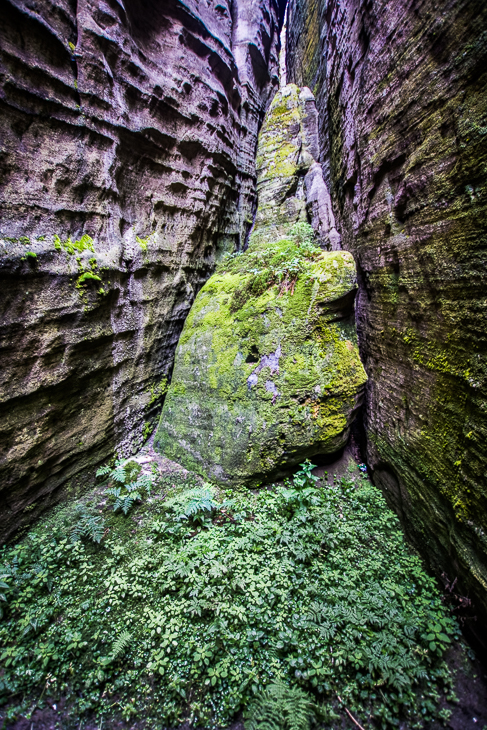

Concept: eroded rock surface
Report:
left=286, top=0, right=487, bottom=646
left=0, top=0, right=280, bottom=541
left=155, top=84, right=366, bottom=485
left=253, top=83, right=341, bottom=248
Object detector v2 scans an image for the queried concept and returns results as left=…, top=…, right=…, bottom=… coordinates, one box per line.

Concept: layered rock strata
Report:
left=155, top=84, right=366, bottom=485
left=0, top=0, right=280, bottom=541
left=286, top=0, right=487, bottom=646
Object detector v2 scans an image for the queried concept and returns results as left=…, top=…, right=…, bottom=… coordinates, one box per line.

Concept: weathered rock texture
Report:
left=155, top=84, right=366, bottom=485
left=253, top=83, right=341, bottom=248
left=0, top=0, right=280, bottom=541
left=286, top=0, right=487, bottom=645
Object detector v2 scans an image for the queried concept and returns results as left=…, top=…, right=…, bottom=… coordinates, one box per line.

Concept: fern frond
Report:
left=245, top=681, right=316, bottom=730
left=135, top=474, right=153, bottom=495
left=96, top=465, right=112, bottom=477
left=111, top=464, right=128, bottom=484
left=69, top=505, right=105, bottom=544
left=121, top=495, right=134, bottom=515
left=110, top=630, right=131, bottom=660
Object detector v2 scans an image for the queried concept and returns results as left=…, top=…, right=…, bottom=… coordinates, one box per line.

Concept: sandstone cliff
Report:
left=286, top=0, right=487, bottom=647
left=0, top=0, right=280, bottom=541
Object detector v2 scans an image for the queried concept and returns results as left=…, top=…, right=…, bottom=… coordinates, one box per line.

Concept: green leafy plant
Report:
left=163, top=486, right=219, bottom=527
left=0, top=465, right=461, bottom=728
left=291, top=460, right=319, bottom=489
left=245, top=681, right=317, bottom=730
left=423, top=618, right=453, bottom=654
left=97, top=460, right=152, bottom=515
left=279, top=460, right=321, bottom=515
left=107, top=630, right=131, bottom=663
left=0, top=561, right=16, bottom=619
left=289, top=222, right=318, bottom=255
left=69, top=504, right=105, bottom=544
left=221, top=223, right=322, bottom=310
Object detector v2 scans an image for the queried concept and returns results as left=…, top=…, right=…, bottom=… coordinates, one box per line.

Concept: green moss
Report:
left=147, top=378, right=168, bottom=406
left=136, top=234, right=152, bottom=252
left=156, top=226, right=366, bottom=486
left=77, top=271, right=101, bottom=285
left=54, top=233, right=95, bottom=255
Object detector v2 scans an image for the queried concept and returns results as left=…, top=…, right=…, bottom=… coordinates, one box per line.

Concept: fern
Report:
left=110, top=630, right=131, bottom=661
left=245, top=682, right=316, bottom=730
left=106, top=485, right=142, bottom=515
left=95, top=464, right=112, bottom=478
left=100, top=460, right=153, bottom=515
left=164, top=487, right=218, bottom=526
left=70, top=504, right=105, bottom=543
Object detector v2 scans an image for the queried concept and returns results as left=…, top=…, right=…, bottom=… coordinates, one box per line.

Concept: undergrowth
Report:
left=218, top=222, right=321, bottom=308
left=0, top=462, right=460, bottom=728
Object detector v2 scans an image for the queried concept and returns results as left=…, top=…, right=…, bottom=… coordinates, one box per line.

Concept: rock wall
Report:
left=286, top=0, right=487, bottom=646
left=0, top=0, right=280, bottom=541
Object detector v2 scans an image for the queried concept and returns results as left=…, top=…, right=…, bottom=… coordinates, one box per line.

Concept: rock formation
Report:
left=0, top=0, right=280, bottom=541
left=155, top=84, right=366, bottom=484
left=286, top=0, right=487, bottom=647
left=253, top=83, right=341, bottom=249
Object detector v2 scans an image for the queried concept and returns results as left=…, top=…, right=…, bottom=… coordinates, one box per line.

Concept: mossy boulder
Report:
left=154, top=230, right=367, bottom=485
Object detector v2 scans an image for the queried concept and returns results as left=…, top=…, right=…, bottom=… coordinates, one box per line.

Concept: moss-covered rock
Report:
left=253, top=83, right=341, bottom=249
left=155, top=78, right=365, bottom=486
left=154, top=231, right=367, bottom=485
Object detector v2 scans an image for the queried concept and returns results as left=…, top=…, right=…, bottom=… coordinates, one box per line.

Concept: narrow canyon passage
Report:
left=0, top=0, right=487, bottom=728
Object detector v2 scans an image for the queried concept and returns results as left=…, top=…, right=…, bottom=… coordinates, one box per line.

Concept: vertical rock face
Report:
left=286, top=0, right=487, bottom=645
left=0, top=0, right=280, bottom=541
left=155, top=83, right=367, bottom=485
left=253, top=83, right=341, bottom=248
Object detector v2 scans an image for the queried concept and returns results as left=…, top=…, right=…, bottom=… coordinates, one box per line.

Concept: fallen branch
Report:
left=337, top=695, right=366, bottom=730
